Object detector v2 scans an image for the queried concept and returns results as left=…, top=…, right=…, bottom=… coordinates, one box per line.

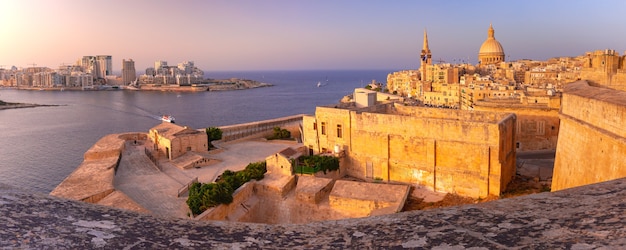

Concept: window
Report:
left=321, top=122, right=326, bottom=135
left=313, top=122, right=317, bottom=130
left=337, top=124, right=343, bottom=138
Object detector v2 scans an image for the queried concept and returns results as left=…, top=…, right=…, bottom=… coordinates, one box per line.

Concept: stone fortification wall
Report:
left=552, top=80, right=626, bottom=191
left=195, top=181, right=256, bottom=221
left=50, top=133, right=146, bottom=203
left=473, top=102, right=560, bottom=151
left=350, top=110, right=516, bottom=198
left=329, top=181, right=409, bottom=218
left=4, top=177, right=625, bottom=248
left=218, top=114, right=304, bottom=142
left=581, top=69, right=626, bottom=92
left=305, top=104, right=516, bottom=198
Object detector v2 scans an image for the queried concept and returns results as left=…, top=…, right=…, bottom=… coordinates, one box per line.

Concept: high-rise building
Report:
left=154, top=60, right=167, bottom=70
left=122, top=59, right=136, bottom=85
left=96, top=55, right=112, bottom=78
left=80, top=56, right=96, bottom=74
left=79, top=55, right=112, bottom=79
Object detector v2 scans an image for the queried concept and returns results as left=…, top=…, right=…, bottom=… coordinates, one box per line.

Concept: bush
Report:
left=268, top=127, right=291, bottom=140
left=186, top=161, right=267, bottom=215
left=296, top=155, right=339, bottom=174
left=206, top=127, right=223, bottom=149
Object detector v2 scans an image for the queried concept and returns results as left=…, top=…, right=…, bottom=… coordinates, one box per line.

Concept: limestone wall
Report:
left=473, top=104, right=560, bottom=151
left=219, top=114, right=304, bottom=142
left=51, top=133, right=144, bottom=203
left=552, top=81, right=626, bottom=191
left=303, top=104, right=516, bottom=198
left=195, top=181, right=256, bottom=221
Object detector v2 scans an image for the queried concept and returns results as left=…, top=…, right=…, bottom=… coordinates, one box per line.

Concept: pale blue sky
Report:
left=1, top=0, right=625, bottom=71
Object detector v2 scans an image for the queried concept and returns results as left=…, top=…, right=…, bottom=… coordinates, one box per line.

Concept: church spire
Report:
left=420, top=28, right=432, bottom=66
left=423, top=28, right=430, bottom=51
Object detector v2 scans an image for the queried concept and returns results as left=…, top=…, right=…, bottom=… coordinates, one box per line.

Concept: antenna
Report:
left=28, top=63, right=37, bottom=67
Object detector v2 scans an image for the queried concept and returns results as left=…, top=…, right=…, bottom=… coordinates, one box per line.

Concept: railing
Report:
left=218, top=114, right=305, bottom=142
left=177, top=177, right=199, bottom=198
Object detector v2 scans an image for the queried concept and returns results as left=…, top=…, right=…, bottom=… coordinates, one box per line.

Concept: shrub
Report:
left=186, top=161, right=267, bottom=215
left=206, top=127, right=223, bottom=149
left=268, top=127, right=291, bottom=140
left=296, top=155, right=339, bottom=174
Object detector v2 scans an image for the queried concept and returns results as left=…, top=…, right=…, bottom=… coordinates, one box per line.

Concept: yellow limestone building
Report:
left=148, top=122, right=208, bottom=160
left=302, top=90, right=517, bottom=198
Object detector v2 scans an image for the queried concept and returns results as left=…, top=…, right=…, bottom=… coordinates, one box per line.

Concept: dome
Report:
left=479, top=38, right=504, bottom=55
left=478, top=24, right=505, bottom=65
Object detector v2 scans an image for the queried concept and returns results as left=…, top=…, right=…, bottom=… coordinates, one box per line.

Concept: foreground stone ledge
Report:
left=2, top=177, right=625, bottom=248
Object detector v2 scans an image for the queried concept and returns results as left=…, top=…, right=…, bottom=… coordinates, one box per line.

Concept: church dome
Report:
left=478, top=24, right=505, bottom=65
left=479, top=38, right=504, bottom=55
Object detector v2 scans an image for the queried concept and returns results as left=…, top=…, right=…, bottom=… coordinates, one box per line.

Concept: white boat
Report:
left=161, top=115, right=175, bottom=123
left=317, top=77, right=328, bottom=87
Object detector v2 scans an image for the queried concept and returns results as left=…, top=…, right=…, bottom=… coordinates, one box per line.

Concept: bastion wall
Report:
left=473, top=103, right=560, bottom=151
left=552, top=80, right=626, bottom=191
left=304, top=104, right=517, bottom=198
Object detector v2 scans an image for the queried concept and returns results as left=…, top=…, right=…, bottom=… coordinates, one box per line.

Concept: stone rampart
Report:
left=552, top=80, right=626, bottom=191
left=473, top=102, right=560, bottom=151
left=50, top=133, right=146, bottom=203
left=306, top=104, right=516, bottom=198
left=218, top=114, right=304, bottom=142
left=4, top=177, right=625, bottom=248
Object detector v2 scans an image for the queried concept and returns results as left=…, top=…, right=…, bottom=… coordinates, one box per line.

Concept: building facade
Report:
left=302, top=99, right=517, bottom=198
left=122, top=59, right=136, bottom=85
left=148, top=123, right=208, bottom=161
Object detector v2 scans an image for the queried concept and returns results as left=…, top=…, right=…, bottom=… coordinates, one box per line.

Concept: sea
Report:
left=0, top=69, right=395, bottom=194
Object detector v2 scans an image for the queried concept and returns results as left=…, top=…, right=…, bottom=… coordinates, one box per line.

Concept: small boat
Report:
left=317, top=77, right=329, bottom=87
left=161, top=115, right=175, bottom=123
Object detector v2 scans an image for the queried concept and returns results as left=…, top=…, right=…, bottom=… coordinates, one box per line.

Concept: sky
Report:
left=1, top=0, right=625, bottom=72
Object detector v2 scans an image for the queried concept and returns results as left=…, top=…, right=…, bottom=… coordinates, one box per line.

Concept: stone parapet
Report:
left=2, top=177, right=625, bottom=248
left=552, top=80, right=626, bottom=191
left=50, top=133, right=145, bottom=203
left=218, top=114, right=305, bottom=142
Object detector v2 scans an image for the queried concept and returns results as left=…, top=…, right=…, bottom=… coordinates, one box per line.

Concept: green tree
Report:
left=206, top=127, right=223, bottom=149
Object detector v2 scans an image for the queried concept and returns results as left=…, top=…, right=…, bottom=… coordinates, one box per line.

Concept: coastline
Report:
left=0, top=102, right=58, bottom=110
left=5, top=78, right=273, bottom=92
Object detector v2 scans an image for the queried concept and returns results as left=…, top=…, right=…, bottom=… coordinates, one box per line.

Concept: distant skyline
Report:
left=1, top=0, right=625, bottom=72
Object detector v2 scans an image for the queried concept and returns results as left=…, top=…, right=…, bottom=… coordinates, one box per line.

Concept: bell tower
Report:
left=420, top=29, right=432, bottom=70
left=420, top=29, right=433, bottom=95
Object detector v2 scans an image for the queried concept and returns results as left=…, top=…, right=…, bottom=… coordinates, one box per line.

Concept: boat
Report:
left=161, top=115, right=175, bottom=123
left=317, top=77, right=329, bottom=87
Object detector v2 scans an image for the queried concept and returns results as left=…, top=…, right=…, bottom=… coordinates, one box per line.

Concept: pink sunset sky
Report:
left=1, top=0, right=625, bottom=72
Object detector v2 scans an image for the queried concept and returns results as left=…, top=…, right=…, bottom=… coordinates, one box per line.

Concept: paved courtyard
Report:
left=113, top=139, right=296, bottom=218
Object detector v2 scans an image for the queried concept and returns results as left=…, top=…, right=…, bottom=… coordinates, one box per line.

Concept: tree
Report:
left=206, top=127, right=223, bottom=149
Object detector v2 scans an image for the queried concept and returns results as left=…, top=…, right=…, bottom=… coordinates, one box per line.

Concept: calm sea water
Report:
left=0, top=70, right=394, bottom=193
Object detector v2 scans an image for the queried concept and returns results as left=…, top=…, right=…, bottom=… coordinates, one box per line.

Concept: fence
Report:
left=177, top=177, right=199, bottom=198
